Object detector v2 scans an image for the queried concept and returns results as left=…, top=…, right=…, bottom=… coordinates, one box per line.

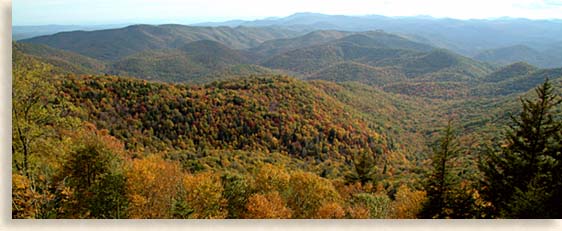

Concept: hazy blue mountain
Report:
left=248, top=30, right=352, bottom=58
left=474, top=45, right=562, bottom=68
left=195, top=12, right=562, bottom=57
left=13, top=24, right=130, bottom=40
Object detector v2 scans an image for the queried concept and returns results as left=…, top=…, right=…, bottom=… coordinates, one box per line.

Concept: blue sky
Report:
left=12, top=0, right=562, bottom=25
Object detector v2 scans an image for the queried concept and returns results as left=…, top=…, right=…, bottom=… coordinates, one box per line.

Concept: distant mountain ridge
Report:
left=23, top=24, right=307, bottom=61
left=15, top=23, right=561, bottom=99
left=195, top=12, right=562, bottom=58
left=474, top=44, right=562, bottom=68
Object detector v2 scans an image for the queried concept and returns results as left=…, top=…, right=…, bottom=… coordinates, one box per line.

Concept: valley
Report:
left=11, top=13, right=562, bottom=219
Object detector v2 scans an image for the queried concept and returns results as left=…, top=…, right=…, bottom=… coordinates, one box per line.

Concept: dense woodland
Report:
left=11, top=20, right=562, bottom=219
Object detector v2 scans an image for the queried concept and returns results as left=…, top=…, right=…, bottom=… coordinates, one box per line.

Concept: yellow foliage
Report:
left=287, top=171, right=341, bottom=218
left=253, top=163, right=290, bottom=193
left=245, top=191, right=292, bottom=219
left=126, top=155, right=183, bottom=218
left=389, top=185, right=427, bottom=219
left=183, top=172, right=228, bottom=219
left=12, top=174, right=39, bottom=218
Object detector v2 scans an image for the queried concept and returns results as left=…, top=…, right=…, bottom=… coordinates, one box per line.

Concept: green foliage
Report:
left=480, top=79, right=562, bottom=218
left=23, top=24, right=303, bottom=60
left=13, top=42, right=105, bottom=74
left=88, top=173, right=128, bottom=218
left=108, top=40, right=263, bottom=83
left=12, top=50, right=59, bottom=177
left=306, top=61, right=407, bottom=86
left=420, top=120, right=482, bottom=218
left=345, top=151, right=379, bottom=185
left=473, top=68, right=562, bottom=96
left=12, top=35, right=562, bottom=219
left=474, top=45, right=562, bottom=69
left=352, top=193, right=392, bottom=218
left=58, top=126, right=126, bottom=218
left=221, top=172, right=252, bottom=218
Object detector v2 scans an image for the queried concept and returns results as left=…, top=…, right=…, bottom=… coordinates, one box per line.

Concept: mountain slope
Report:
left=481, top=62, right=539, bottom=83
left=260, top=31, right=432, bottom=75
left=473, top=45, right=560, bottom=68
left=23, top=24, right=304, bottom=61
left=262, top=33, right=493, bottom=82
left=248, top=30, right=351, bottom=58
left=58, top=74, right=389, bottom=162
left=200, top=12, right=562, bottom=57
left=472, top=67, right=562, bottom=96
left=306, top=61, right=407, bottom=86
left=13, top=42, right=106, bottom=74
left=107, top=40, right=252, bottom=82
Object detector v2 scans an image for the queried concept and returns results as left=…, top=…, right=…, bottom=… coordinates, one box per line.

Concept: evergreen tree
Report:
left=345, top=150, right=378, bottom=185
left=419, top=120, right=461, bottom=218
left=420, top=120, right=482, bottom=218
left=480, top=79, right=561, bottom=218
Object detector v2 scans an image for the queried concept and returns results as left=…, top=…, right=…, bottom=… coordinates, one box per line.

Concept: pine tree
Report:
left=480, top=79, right=561, bottom=218
left=419, top=119, right=483, bottom=218
left=345, top=150, right=378, bottom=185
left=419, top=120, right=461, bottom=218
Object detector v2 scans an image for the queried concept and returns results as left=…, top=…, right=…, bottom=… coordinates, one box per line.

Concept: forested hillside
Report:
left=12, top=20, right=562, bottom=219
left=23, top=24, right=306, bottom=60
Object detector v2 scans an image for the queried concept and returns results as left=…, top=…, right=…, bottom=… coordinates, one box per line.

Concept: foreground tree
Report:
left=126, top=154, right=183, bottom=218
left=481, top=79, right=561, bottom=218
left=244, top=191, right=292, bottom=219
left=420, top=120, right=481, bottom=218
left=57, top=124, right=128, bottom=218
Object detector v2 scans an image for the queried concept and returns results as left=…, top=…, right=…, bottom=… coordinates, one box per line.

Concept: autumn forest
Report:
left=11, top=12, right=562, bottom=219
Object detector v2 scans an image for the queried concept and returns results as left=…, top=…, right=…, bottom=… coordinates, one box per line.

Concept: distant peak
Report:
left=286, top=12, right=327, bottom=18
left=504, top=61, right=537, bottom=69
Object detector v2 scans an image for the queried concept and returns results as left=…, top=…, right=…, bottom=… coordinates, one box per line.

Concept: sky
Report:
left=12, top=0, right=562, bottom=26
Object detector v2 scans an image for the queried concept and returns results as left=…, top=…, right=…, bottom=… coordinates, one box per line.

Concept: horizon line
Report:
left=12, top=12, right=562, bottom=27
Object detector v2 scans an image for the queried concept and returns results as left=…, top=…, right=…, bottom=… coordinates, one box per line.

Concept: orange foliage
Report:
left=347, top=206, right=371, bottom=219
left=334, top=181, right=373, bottom=201
left=314, top=202, right=345, bottom=219
left=245, top=191, right=292, bottom=219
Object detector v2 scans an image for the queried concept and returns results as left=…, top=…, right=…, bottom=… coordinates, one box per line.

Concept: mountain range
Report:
left=11, top=12, right=562, bottom=219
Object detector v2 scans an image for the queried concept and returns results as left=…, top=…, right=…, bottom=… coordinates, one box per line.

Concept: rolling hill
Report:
left=305, top=61, right=407, bottom=86
left=473, top=45, right=562, bottom=68
left=481, top=62, right=539, bottom=83
left=12, top=29, right=562, bottom=219
left=12, top=42, right=106, bottom=74
left=261, top=33, right=493, bottom=83
left=107, top=40, right=262, bottom=82
left=248, top=30, right=351, bottom=58
left=23, top=24, right=305, bottom=60
left=472, top=67, right=562, bottom=96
